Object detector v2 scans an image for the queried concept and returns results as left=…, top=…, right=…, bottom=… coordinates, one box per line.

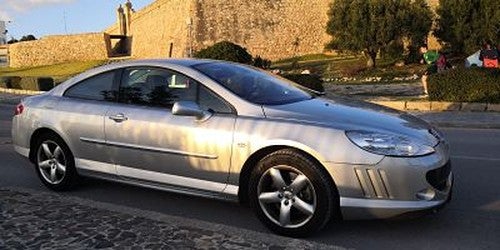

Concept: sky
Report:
left=0, top=0, right=153, bottom=40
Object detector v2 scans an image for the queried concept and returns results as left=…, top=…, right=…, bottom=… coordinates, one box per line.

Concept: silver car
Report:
left=12, top=59, right=453, bottom=237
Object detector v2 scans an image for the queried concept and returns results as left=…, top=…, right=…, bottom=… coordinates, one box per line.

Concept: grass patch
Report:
left=274, top=56, right=361, bottom=74
left=274, top=53, right=356, bottom=64
left=0, top=60, right=107, bottom=81
left=354, top=64, right=425, bottom=79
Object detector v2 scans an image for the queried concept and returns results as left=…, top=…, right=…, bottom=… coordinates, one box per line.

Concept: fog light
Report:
left=416, top=188, right=436, bottom=201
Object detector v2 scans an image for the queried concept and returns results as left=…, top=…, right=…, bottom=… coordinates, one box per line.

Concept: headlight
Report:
left=345, top=131, right=435, bottom=157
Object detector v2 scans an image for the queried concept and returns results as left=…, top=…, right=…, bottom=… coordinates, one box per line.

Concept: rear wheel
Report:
left=34, top=133, right=78, bottom=191
left=249, top=149, right=338, bottom=237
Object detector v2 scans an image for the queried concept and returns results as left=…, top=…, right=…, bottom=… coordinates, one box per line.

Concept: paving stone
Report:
left=0, top=188, right=337, bottom=250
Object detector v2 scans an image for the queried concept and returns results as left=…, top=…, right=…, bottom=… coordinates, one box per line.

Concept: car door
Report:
left=105, top=67, right=236, bottom=192
left=59, top=70, right=119, bottom=174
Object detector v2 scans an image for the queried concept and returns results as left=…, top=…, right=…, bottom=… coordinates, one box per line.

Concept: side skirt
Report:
left=75, top=158, right=239, bottom=203
left=79, top=169, right=239, bottom=202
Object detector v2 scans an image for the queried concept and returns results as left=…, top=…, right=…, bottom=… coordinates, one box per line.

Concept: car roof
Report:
left=49, top=58, right=231, bottom=96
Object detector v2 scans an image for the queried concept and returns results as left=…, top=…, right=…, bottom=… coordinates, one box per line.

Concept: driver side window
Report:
left=119, top=68, right=196, bottom=108
left=119, top=67, right=233, bottom=114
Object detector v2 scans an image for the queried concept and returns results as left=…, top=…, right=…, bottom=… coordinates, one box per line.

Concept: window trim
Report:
left=196, top=83, right=237, bottom=115
left=63, top=70, right=121, bottom=102
left=117, top=66, right=237, bottom=115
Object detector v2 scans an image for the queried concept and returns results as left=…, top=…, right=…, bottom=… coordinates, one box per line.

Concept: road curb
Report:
left=1, top=186, right=343, bottom=249
left=424, top=121, right=500, bottom=130
left=371, top=100, right=500, bottom=112
left=0, top=87, right=45, bottom=95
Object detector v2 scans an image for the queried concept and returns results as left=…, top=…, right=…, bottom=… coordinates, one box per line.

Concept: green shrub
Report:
left=282, top=74, right=325, bottom=94
left=194, top=41, right=253, bottom=64
left=428, top=68, right=500, bottom=103
left=0, top=76, right=22, bottom=89
left=253, top=56, right=272, bottom=69
left=0, top=76, right=54, bottom=91
left=37, top=77, right=55, bottom=91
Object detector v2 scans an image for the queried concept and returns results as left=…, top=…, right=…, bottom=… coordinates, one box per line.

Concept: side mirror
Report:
left=172, top=101, right=212, bottom=121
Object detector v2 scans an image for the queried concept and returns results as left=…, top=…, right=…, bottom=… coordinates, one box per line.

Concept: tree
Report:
left=194, top=41, right=253, bottom=64
left=403, top=0, right=434, bottom=63
left=6, top=34, right=37, bottom=44
left=435, top=0, right=500, bottom=55
left=7, top=38, right=18, bottom=44
left=253, top=56, right=272, bottom=69
left=194, top=41, right=272, bottom=69
left=326, top=0, right=433, bottom=67
left=19, top=35, right=37, bottom=42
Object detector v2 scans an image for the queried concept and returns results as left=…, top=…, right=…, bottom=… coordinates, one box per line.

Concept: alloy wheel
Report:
left=257, top=165, right=317, bottom=228
left=37, top=140, right=67, bottom=185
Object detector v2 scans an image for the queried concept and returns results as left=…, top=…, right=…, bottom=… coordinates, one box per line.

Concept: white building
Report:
left=0, top=21, right=6, bottom=45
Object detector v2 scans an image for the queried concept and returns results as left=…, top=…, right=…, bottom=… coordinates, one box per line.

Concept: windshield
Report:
left=193, top=62, right=312, bottom=105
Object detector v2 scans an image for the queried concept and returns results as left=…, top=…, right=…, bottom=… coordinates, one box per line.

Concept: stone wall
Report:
left=105, top=0, right=441, bottom=61
left=123, top=0, right=192, bottom=58
left=8, top=33, right=111, bottom=68
left=105, top=0, right=331, bottom=60
left=5, top=0, right=445, bottom=68
left=192, top=0, right=331, bottom=60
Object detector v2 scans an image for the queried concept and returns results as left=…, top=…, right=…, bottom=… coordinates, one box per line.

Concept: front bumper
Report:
left=340, top=172, right=452, bottom=219
left=325, top=142, right=453, bottom=220
left=13, top=145, right=30, bottom=158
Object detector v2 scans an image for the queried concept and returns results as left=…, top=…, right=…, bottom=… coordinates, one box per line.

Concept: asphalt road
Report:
left=1, top=103, right=499, bottom=249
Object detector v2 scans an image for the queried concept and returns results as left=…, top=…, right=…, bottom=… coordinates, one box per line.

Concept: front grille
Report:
left=429, top=128, right=443, bottom=142
left=426, top=161, right=452, bottom=191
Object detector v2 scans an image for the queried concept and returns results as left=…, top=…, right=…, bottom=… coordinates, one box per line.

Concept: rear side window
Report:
left=64, top=71, right=116, bottom=101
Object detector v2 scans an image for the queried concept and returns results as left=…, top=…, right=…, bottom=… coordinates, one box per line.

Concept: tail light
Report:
left=14, top=103, right=24, bottom=116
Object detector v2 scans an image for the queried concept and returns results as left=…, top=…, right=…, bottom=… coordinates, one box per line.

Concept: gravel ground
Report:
left=0, top=187, right=339, bottom=250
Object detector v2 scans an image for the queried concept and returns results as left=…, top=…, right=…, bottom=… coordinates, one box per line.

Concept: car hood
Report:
left=262, top=96, right=440, bottom=146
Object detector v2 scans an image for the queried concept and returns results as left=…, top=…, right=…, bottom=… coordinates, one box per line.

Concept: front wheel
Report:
left=34, top=133, right=78, bottom=191
left=248, top=149, right=338, bottom=237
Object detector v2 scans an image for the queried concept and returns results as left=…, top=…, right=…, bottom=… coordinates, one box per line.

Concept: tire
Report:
left=34, top=132, right=79, bottom=191
left=248, top=149, right=338, bottom=237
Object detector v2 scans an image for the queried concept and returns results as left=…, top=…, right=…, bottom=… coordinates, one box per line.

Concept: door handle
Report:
left=109, top=113, right=128, bottom=123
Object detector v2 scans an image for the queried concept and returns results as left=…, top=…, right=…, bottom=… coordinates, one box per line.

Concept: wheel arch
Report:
left=29, top=127, right=70, bottom=163
left=237, top=145, right=340, bottom=215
